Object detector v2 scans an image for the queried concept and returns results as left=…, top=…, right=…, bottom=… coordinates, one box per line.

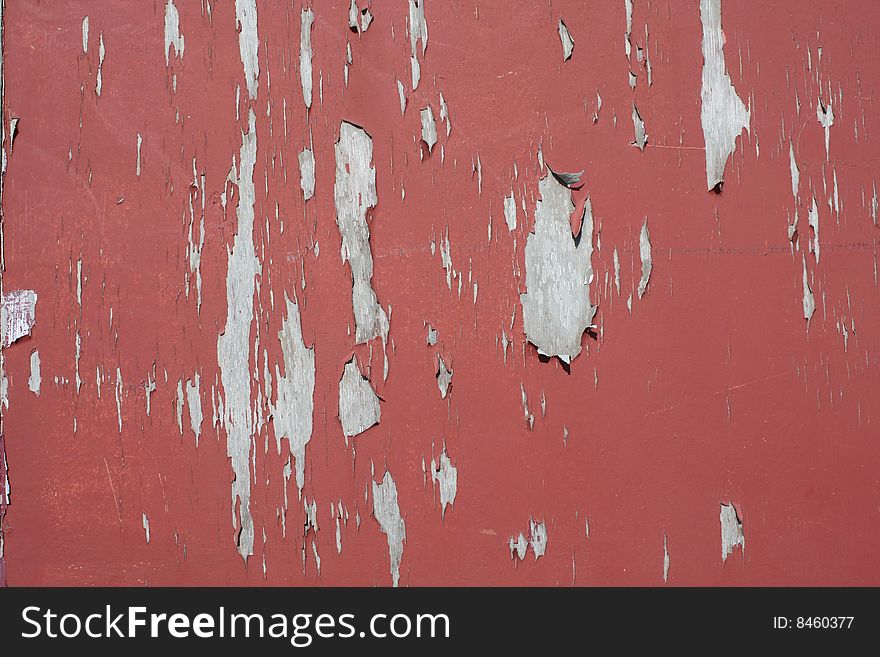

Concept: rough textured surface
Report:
left=1, top=1, right=880, bottom=587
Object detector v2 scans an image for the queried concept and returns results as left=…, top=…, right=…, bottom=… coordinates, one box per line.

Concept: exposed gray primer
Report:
left=816, top=99, right=834, bottom=159
left=338, top=355, right=380, bottom=438
left=217, top=109, right=259, bottom=560
left=142, top=513, right=150, bottom=544
left=298, top=148, right=315, bottom=201
left=82, top=16, right=89, bottom=53
left=720, top=502, right=745, bottom=562
left=1, top=290, right=37, bottom=347
left=235, top=0, right=259, bottom=99
left=520, top=174, right=596, bottom=364
left=699, top=0, right=750, bottom=191
left=808, top=196, right=820, bottom=264
left=558, top=20, right=574, bottom=61
left=271, top=297, right=315, bottom=495
left=372, top=470, right=406, bottom=587
left=334, top=122, right=389, bottom=344
left=186, top=373, right=202, bottom=445
left=436, top=355, right=452, bottom=399
left=408, top=0, right=428, bottom=90
left=28, top=350, right=41, bottom=396
left=631, top=104, right=647, bottom=151
left=300, top=8, right=314, bottom=109
left=420, top=107, right=437, bottom=153
left=503, top=192, right=517, bottom=231
left=789, top=141, right=799, bottom=201
left=431, top=446, right=457, bottom=517
left=508, top=518, right=547, bottom=561
left=637, top=219, right=652, bottom=299
left=164, top=0, right=185, bottom=65
left=802, top=255, right=815, bottom=323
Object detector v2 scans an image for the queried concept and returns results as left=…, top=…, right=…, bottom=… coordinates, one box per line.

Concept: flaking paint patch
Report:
left=298, top=148, right=315, bottom=201
left=300, top=9, right=314, bottom=109
left=271, top=297, right=315, bottom=495
left=217, top=109, right=259, bottom=560
left=163, top=0, right=185, bottom=66
left=663, top=534, right=670, bottom=582
left=372, top=470, right=406, bottom=587
left=1, top=290, right=37, bottom=347
left=338, top=355, right=380, bottom=438
left=334, top=122, right=389, bottom=344
left=699, top=0, right=750, bottom=191
left=28, top=350, right=41, bottom=396
left=408, top=0, right=428, bottom=90
left=637, top=219, right=652, bottom=299
left=431, top=446, right=457, bottom=517
left=558, top=20, right=574, bottom=61
left=720, top=502, right=745, bottom=562
left=520, top=174, right=596, bottom=364
left=235, top=0, right=259, bottom=99
left=142, top=513, right=150, bottom=544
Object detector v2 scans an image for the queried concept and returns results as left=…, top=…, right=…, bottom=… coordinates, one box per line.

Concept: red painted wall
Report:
left=1, top=0, right=879, bottom=586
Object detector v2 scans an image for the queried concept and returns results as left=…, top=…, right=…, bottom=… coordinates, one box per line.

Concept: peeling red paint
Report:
left=1, top=1, right=880, bottom=586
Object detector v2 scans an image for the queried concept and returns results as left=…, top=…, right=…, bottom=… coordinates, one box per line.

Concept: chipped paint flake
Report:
left=81, top=16, right=89, bottom=53
left=431, top=447, right=457, bottom=517
left=699, top=0, right=750, bottom=191
left=436, top=355, right=452, bottom=399
left=28, top=350, right=41, bottom=395
left=720, top=502, right=745, bottom=562
left=334, top=122, right=389, bottom=344
left=420, top=107, right=437, bottom=153
left=503, top=192, right=517, bottom=231
left=142, top=513, right=150, bottom=543
left=163, top=0, right=185, bottom=65
left=631, top=104, right=647, bottom=151
left=96, top=33, right=105, bottom=97
left=637, top=219, right=652, bottom=299
left=271, top=297, right=315, bottom=494
left=217, top=110, right=259, bottom=560
left=372, top=470, right=406, bottom=587
left=558, top=20, right=574, bottom=61
left=520, top=174, right=596, bottom=363
left=186, top=373, right=202, bottom=445
left=802, top=255, right=815, bottom=323
left=408, top=0, right=428, bottom=90
left=816, top=99, right=834, bottom=160
left=338, top=356, right=380, bottom=438
left=1, top=290, right=37, bottom=347
left=235, top=0, right=259, bottom=99
left=300, top=8, right=314, bottom=109
left=298, top=148, right=315, bottom=201
left=509, top=517, right=547, bottom=561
